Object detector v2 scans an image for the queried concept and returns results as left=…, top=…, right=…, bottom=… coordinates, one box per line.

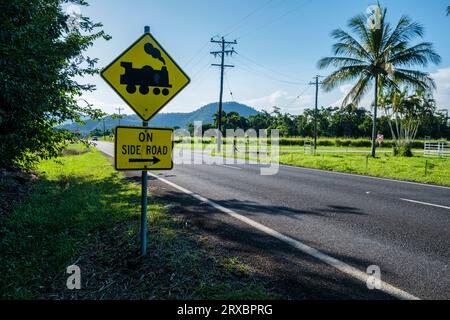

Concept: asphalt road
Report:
left=95, top=141, right=450, bottom=300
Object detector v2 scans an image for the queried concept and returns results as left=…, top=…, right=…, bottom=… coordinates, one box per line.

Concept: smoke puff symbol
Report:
left=144, top=43, right=165, bottom=65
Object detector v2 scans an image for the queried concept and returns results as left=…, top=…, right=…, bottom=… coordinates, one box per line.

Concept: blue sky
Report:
left=71, top=0, right=450, bottom=115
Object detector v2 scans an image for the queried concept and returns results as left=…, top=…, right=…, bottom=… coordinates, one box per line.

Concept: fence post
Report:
left=425, top=160, right=428, bottom=177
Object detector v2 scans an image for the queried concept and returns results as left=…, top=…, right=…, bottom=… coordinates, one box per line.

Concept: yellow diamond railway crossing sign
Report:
left=101, top=33, right=190, bottom=121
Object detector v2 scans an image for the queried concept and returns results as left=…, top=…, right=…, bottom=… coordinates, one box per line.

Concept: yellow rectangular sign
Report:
left=115, top=126, right=173, bottom=171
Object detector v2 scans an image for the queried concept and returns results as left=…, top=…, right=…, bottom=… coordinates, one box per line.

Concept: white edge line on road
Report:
left=400, top=198, right=450, bottom=211
left=218, top=164, right=242, bottom=170
left=148, top=172, right=420, bottom=300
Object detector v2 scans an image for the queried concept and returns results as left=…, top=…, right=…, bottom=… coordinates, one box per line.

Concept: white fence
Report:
left=424, top=141, right=450, bottom=158
left=304, top=140, right=314, bottom=154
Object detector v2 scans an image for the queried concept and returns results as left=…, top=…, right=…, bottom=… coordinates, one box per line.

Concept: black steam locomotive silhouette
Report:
left=120, top=62, right=172, bottom=96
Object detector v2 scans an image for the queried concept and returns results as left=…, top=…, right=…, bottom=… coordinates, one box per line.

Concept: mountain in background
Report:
left=58, top=102, right=259, bottom=135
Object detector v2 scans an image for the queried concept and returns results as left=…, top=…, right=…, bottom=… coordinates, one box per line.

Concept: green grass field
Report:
left=0, top=144, right=275, bottom=299
left=278, top=151, right=450, bottom=186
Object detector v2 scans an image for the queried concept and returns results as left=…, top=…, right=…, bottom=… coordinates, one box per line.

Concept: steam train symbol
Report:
left=120, top=43, right=172, bottom=96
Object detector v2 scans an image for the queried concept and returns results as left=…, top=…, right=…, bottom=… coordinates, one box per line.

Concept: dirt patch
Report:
left=62, top=148, right=90, bottom=156
left=0, top=169, right=37, bottom=217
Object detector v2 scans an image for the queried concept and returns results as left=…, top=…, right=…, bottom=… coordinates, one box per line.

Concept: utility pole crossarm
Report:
left=210, top=50, right=236, bottom=55
left=211, top=64, right=235, bottom=68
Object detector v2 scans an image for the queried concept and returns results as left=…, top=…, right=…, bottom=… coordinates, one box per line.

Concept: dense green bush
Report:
left=393, top=145, right=414, bottom=157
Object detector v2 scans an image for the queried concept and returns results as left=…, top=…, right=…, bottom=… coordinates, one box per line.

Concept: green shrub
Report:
left=393, top=145, right=413, bottom=157
left=336, top=139, right=352, bottom=147
left=350, top=140, right=372, bottom=147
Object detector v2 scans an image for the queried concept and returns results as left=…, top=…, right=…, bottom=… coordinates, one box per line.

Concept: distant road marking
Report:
left=218, top=164, right=242, bottom=170
left=148, top=172, right=420, bottom=300
left=400, top=198, right=450, bottom=211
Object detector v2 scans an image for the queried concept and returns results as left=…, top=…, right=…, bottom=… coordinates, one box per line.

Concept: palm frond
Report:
left=342, top=76, right=372, bottom=106
left=321, top=65, right=369, bottom=92
left=348, top=14, right=374, bottom=54
left=330, top=29, right=371, bottom=59
left=392, top=68, right=436, bottom=90
left=318, top=56, right=367, bottom=69
left=388, top=42, right=441, bottom=67
left=384, top=16, right=424, bottom=49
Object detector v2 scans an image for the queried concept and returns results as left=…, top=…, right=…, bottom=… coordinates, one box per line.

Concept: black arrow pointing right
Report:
left=129, top=157, right=161, bottom=165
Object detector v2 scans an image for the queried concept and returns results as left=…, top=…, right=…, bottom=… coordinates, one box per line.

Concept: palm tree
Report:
left=447, top=6, right=450, bottom=15
left=318, top=4, right=441, bottom=157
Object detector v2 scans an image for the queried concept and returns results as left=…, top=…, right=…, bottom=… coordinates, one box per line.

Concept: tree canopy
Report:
left=0, top=0, right=109, bottom=169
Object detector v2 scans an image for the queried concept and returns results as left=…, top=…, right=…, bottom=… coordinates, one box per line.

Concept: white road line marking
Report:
left=218, top=164, right=242, bottom=170
left=400, top=198, right=450, bottom=211
left=148, top=172, right=420, bottom=300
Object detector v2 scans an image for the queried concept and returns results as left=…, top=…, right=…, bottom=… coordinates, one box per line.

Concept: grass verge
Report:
left=279, top=152, right=450, bottom=186
left=0, top=144, right=275, bottom=299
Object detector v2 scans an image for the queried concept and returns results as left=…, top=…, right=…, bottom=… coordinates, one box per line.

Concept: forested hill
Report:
left=59, top=102, right=259, bottom=135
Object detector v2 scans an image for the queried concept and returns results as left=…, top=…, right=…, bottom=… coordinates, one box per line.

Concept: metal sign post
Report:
left=141, top=26, right=150, bottom=257
left=141, top=119, right=149, bottom=257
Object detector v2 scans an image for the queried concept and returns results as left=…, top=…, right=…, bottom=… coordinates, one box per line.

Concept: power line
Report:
left=235, top=0, right=312, bottom=40
left=224, top=71, right=235, bottom=101
left=235, top=55, right=307, bottom=85
left=284, top=85, right=311, bottom=110
left=184, top=40, right=211, bottom=67
left=235, top=51, right=308, bottom=83
left=221, top=0, right=275, bottom=37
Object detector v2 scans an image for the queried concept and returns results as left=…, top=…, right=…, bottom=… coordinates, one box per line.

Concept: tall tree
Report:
left=0, top=0, right=109, bottom=169
left=379, top=88, right=435, bottom=151
left=318, top=4, right=440, bottom=157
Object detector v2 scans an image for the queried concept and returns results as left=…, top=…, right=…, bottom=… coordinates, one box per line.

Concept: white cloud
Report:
left=431, top=67, right=450, bottom=111
left=79, top=93, right=130, bottom=115
left=331, top=83, right=373, bottom=109
left=244, top=90, right=313, bottom=114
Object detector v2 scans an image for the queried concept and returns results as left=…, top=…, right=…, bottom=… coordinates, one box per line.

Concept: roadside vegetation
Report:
left=0, top=145, right=276, bottom=299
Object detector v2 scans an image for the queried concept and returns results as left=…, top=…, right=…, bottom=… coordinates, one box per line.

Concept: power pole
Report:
left=211, top=36, right=237, bottom=152
left=102, top=117, right=106, bottom=136
left=115, top=107, right=124, bottom=125
left=309, top=75, right=324, bottom=150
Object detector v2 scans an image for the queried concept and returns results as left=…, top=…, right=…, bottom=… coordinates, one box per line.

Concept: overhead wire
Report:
left=220, top=0, right=276, bottom=37
left=235, top=0, right=312, bottom=40
left=235, top=51, right=308, bottom=83
left=234, top=54, right=308, bottom=86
